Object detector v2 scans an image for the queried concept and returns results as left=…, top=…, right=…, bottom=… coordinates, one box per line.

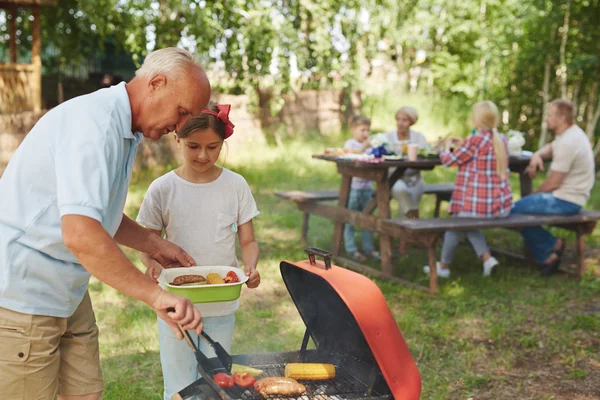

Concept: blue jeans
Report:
left=343, top=188, right=375, bottom=254
left=158, top=314, right=236, bottom=400
left=511, top=193, right=581, bottom=263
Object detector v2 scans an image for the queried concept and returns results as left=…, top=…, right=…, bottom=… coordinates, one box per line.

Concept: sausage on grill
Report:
left=171, top=274, right=205, bottom=286
left=253, top=377, right=306, bottom=398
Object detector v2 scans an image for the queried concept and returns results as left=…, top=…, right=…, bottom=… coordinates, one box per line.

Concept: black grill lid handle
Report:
left=304, top=247, right=332, bottom=270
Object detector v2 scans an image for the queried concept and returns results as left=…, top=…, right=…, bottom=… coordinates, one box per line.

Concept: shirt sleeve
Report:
left=440, top=136, right=476, bottom=167
left=55, top=119, right=118, bottom=223
left=136, top=180, right=165, bottom=231
left=237, top=177, right=260, bottom=225
left=550, top=140, right=576, bottom=173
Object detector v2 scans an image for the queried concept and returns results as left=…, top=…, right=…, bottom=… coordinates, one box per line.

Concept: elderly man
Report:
left=0, top=48, right=211, bottom=400
left=511, top=99, right=595, bottom=275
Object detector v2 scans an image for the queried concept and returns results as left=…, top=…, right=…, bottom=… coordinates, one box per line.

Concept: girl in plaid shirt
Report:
left=424, top=101, right=512, bottom=278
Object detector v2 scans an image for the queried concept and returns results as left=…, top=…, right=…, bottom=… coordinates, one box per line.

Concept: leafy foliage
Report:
left=1, top=0, right=598, bottom=147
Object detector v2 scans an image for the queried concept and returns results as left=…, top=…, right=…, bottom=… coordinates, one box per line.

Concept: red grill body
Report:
left=175, top=249, right=421, bottom=400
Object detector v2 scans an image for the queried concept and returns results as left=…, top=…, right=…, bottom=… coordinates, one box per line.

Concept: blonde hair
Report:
left=473, top=100, right=507, bottom=179
left=395, top=106, right=418, bottom=124
left=136, top=47, right=201, bottom=78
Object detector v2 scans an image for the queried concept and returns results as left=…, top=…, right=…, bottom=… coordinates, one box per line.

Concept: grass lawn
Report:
left=93, top=134, right=600, bottom=400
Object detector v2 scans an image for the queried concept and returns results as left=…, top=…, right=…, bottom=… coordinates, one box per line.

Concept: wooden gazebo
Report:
left=0, top=0, right=58, bottom=113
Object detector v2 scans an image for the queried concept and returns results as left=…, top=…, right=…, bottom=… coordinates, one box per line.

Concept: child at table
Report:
left=424, top=100, right=512, bottom=278
left=136, top=103, right=261, bottom=399
left=342, top=115, right=380, bottom=261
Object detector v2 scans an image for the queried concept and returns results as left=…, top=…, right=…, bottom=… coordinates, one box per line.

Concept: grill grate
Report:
left=218, top=364, right=390, bottom=400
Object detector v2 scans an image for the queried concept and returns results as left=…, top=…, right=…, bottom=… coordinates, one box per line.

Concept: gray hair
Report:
left=395, top=106, right=419, bottom=124
left=135, top=47, right=200, bottom=78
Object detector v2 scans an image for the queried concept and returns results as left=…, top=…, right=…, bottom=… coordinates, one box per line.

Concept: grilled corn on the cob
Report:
left=284, top=363, right=336, bottom=380
left=205, top=273, right=224, bottom=284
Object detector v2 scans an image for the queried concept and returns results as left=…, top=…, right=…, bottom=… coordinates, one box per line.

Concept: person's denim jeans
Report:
left=158, top=314, right=235, bottom=400
left=343, top=188, right=375, bottom=254
left=511, top=193, right=581, bottom=263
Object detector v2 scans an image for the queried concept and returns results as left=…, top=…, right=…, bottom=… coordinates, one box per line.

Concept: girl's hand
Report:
left=245, top=265, right=261, bottom=288
left=145, top=259, right=164, bottom=281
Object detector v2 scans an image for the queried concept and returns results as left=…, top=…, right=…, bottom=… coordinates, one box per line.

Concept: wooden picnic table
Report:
left=312, top=154, right=533, bottom=276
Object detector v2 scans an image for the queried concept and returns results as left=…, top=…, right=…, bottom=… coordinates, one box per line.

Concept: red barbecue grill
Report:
left=174, top=248, right=421, bottom=400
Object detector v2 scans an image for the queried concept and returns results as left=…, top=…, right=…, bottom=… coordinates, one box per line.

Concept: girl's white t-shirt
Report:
left=136, top=168, right=260, bottom=316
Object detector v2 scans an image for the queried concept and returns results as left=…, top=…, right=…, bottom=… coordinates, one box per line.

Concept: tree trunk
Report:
left=586, top=78, right=598, bottom=142
left=539, top=55, right=552, bottom=148
left=572, top=69, right=583, bottom=112
left=558, top=0, right=571, bottom=99
left=587, top=88, right=600, bottom=156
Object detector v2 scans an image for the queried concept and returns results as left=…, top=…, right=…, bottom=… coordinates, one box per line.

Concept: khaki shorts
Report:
left=0, top=291, right=103, bottom=399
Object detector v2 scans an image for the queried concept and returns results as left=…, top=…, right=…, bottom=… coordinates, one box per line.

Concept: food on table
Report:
left=233, top=372, right=256, bottom=387
left=206, top=273, right=225, bottom=284
left=253, top=377, right=306, bottom=398
left=213, top=372, right=235, bottom=388
left=170, top=274, right=205, bottom=286
left=231, top=364, right=264, bottom=377
left=323, top=148, right=347, bottom=156
left=224, top=271, right=240, bottom=283
left=284, top=363, right=336, bottom=380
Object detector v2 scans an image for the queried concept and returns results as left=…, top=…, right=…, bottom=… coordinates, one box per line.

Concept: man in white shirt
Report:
left=511, top=99, right=595, bottom=275
left=0, top=48, right=211, bottom=400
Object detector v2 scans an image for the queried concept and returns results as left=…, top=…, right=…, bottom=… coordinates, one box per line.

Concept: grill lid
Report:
left=280, top=249, right=421, bottom=400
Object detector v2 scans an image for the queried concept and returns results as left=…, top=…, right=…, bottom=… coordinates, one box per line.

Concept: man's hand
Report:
left=244, top=265, right=261, bottom=288
left=152, top=290, right=203, bottom=339
left=525, top=152, right=545, bottom=179
left=150, top=238, right=195, bottom=269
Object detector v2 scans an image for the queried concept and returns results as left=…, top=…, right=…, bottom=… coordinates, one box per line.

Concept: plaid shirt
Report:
left=440, top=130, right=513, bottom=217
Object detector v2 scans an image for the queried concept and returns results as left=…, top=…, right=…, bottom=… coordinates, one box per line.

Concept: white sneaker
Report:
left=423, top=262, right=450, bottom=278
left=483, top=257, right=499, bottom=277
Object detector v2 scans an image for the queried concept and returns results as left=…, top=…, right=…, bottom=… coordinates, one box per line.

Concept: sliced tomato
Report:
left=213, top=372, right=235, bottom=388
left=225, top=271, right=240, bottom=283
left=233, top=372, right=256, bottom=387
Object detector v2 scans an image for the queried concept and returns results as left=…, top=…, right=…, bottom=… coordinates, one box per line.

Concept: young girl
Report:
left=424, top=100, right=512, bottom=278
left=136, top=103, right=261, bottom=400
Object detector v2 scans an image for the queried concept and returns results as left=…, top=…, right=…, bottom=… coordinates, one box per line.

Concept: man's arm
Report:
left=536, top=170, right=567, bottom=193
left=535, top=143, right=553, bottom=160
left=62, top=215, right=203, bottom=336
left=526, top=143, right=554, bottom=179
left=63, top=215, right=164, bottom=303
left=115, top=214, right=195, bottom=269
left=115, top=214, right=159, bottom=253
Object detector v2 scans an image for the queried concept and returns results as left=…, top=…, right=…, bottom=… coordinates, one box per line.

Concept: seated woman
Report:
left=385, top=106, right=429, bottom=218
left=424, top=100, right=512, bottom=278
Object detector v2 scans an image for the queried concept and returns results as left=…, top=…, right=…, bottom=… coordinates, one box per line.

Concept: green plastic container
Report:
left=158, top=266, right=248, bottom=303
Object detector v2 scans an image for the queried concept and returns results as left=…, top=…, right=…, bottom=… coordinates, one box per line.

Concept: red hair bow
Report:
left=201, top=104, right=235, bottom=138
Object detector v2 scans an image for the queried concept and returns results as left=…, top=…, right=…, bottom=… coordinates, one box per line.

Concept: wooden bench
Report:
left=275, top=183, right=454, bottom=241
left=383, top=211, right=600, bottom=293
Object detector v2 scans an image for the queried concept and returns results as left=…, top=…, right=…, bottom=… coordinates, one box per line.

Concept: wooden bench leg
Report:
left=301, top=212, right=310, bottom=243
left=427, top=244, right=438, bottom=294
left=331, top=175, right=352, bottom=256
left=576, top=229, right=585, bottom=278
left=434, top=196, right=442, bottom=218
